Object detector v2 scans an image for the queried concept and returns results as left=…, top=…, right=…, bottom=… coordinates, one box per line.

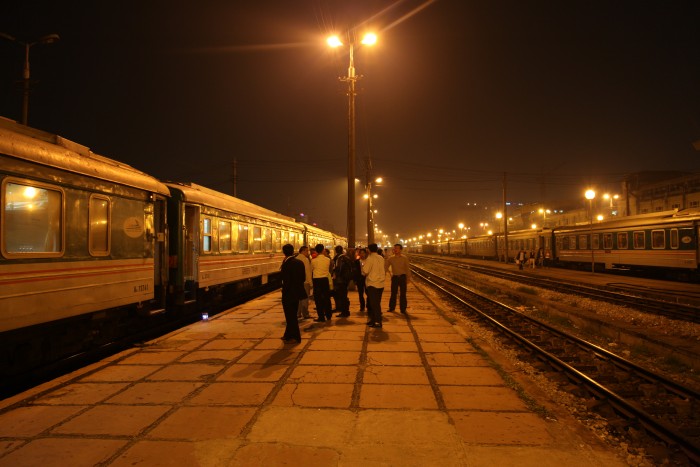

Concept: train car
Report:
left=497, top=228, right=553, bottom=264
left=165, top=182, right=307, bottom=310
left=552, top=209, right=700, bottom=279
left=0, top=118, right=170, bottom=375
left=302, top=222, right=347, bottom=252
left=466, top=234, right=498, bottom=260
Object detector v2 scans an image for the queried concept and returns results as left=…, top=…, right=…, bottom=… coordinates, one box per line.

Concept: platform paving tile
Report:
left=31, top=382, right=129, bottom=405
left=78, top=365, right=161, bottom=382
left=0, top=438, right=127, bottom=467
left=145, top=363, right=226, bottom=381
left=432, top=366, right=505, bottom=385
left=359, top=384, right=438, bottom=409
left=0, top=405, right=85, bottom=437
left=271, top=382, right=355, bottom=408
left=426, top=352, right=490, bottom=367
left=288, top=365, right=357, bottom=383
left=215, top=363, right=288, bottom=382
left=298, top=350, right=360, bottom=366
left=187, top=382, right=274, bottom=406
left=450, top=411, right=553, bottom=445
left=0, top=282, right=630, bottom=466
left=306, top=339, right=364, bottom=351
left=117, top=350, right=186, bottom=365
left=105, top=381, right=203, bottom=405
left=198, top=339, right=256, bottom=350
left=146, top=406, right=255, bottom=440
left=441, top=386, right=529, bottom=411
left=110, top=439, right=242, bottom=467
left=366, top=351, right=423, bottom=366
left=363, top=365, right=430, bottom=385
left=50, top=404, right=170, bottom=436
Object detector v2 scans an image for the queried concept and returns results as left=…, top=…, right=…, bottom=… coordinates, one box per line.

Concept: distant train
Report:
left=410, top=210, right=700, bottom=281
left=0, top=117, right=346, bottom=378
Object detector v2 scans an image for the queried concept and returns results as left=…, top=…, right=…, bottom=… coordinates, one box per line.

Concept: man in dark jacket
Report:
left=281, top=243, right=306, bottom=343
left=331, top=245, right=352, bottom=317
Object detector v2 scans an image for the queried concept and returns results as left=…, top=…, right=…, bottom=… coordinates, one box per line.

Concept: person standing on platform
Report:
left=280, top=244, right=306, bottom=343
left=354, top=248, right=368, bottom=313
left=362, top=243, right=386, bottom=328
left=296, top=245, right=312, bottom=321
left=331, top=245, right=352, bottom=317
left=311, top=243, right=332, bottom=322
left=386, top=243, right=411, bottom=314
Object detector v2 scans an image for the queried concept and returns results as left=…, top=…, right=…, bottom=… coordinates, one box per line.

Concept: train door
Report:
left=152, top=196, right=168, bottom=312
left=183, top=204, right=199, bottom=302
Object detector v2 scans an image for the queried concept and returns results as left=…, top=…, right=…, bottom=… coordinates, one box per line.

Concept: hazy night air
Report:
left=1, top=1, right=698, bottom=241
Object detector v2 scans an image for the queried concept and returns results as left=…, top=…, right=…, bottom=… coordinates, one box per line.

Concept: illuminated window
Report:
left=219, top=220, right=232, bottom=252
left=289, top=232, right=296, bottom=248
left=253, top=226, right=262, bottom=251
left=633, top=231, right=645, bottom=249
left=3, top=181, right=63, bottom=257
left=273, top=229, right=281, bottom=251
left=238, top=223, right=249, bottom=251
left=670, top=229, right=679, bottom=249
left=651, top=230, right=665, bottom=249
left=579, top=234, right=588, bottom=250
left=202, top=217, right=212, bottom=252
left=591, top=233, right=599, bottom=250
left=263, top=228, right=272, bottom=251
left=89, top=195, right=110, bottom=255
left=617, top=232, right=628, bottom=249
left=603, top=233, right=613, bottom=249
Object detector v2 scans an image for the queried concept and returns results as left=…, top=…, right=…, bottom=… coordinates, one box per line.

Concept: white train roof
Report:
left=165, top=182, right=299, bottom=227
left=0, top=117, right=170, bottom=196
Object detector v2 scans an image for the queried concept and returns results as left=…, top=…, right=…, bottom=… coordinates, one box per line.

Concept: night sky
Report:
left=1, top=1, right=699, bottom=242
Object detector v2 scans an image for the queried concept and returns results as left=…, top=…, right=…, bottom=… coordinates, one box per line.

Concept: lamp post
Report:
left=1, top=32, right=60, bottom=126
left=327, top=33, right=377, bottom=247
left=585, top=189, right=596, bottom=273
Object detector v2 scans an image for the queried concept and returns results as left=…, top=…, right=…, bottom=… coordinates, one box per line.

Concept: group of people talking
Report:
left=279, top=242, right=411, bottom=343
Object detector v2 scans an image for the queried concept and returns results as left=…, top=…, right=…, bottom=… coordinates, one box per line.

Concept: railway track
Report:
left=412, top=264, right=700, bottom=465
left=414, top=255, right=700, bottom=323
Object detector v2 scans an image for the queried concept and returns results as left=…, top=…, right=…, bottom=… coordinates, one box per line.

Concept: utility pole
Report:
left=502, top=172, right=508, bottom=263
left=232, top=158, right=237, bottom=197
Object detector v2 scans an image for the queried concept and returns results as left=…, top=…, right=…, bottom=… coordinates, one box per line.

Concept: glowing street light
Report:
left=585, top=189, right=596, bottom=273
left=327, top=32, right=377, bottom=247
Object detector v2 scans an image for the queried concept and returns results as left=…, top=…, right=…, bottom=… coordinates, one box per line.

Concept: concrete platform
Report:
left=0, top=279, right=626, bottom=466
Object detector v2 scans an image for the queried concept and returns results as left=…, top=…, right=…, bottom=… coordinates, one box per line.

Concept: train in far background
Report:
left=410, top=209, right=700, bottom=282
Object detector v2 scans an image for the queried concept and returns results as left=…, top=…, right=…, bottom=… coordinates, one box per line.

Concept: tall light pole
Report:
left=585, top=189, right=596, bottom=273
left=327, top=32, right=376, bottom=247
left=1, top=32, right=60, bottom=125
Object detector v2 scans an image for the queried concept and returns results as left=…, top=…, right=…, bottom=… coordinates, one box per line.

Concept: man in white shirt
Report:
left=311, top=243, right=332, bottom=321
left=362, top=243, right=386, bottom=328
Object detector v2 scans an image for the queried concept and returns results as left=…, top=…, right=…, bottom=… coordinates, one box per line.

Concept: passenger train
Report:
left=413, top=210, right=700, bottom=281
left=0, top=117, right=346, bottom=380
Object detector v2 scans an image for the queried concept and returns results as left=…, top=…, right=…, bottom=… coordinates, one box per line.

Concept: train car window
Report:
left=603, top=233, right=613, bottom=249
left=670, top=229, right=679, bottom=249
left=89, top=195, right=110, bottom=256
left=290, top=232, right=297, bottom=248
left=263, top=228, right=272, bottom=251
left=651, top=230, right=665, bottom=249
left=238, top=223, right=249, bottom=252
left=633, top=231, right=645, bottom=249
left=617, top=232, right=628, bottom=249
left=253, top=226, right=262, bottom=252
left=202, top=217, right=212, bottom=253
left=273, top=229, right=281, bottom=252
left=591, top=233, right=600, bottom=250
left=219, top=220, right=232, bottom=252
left=281, top=230, right=289, bottom=245
left=3, top=181, right=64, bottom=257
left=579, top=235, right=588, bottom=250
